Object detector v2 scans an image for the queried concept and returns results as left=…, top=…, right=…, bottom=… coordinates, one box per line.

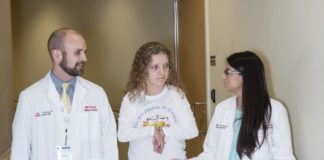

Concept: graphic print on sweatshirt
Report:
left=133, top=105, right=177, bottom=128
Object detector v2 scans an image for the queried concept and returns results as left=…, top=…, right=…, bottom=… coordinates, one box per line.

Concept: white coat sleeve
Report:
left=101, top=90, right=119, bottom=160
left=271, top=103, right=296, bottom=160
left=189, top=105, right=220, bottom=160
left=162, top=96, right=198, bottom=140
left=11, top=92, right=31, bottom=160
left=117, top=97, right=155, bottom=142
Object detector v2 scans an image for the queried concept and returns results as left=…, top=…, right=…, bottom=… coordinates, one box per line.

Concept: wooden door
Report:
left=178, top=0, right=207, bottom=158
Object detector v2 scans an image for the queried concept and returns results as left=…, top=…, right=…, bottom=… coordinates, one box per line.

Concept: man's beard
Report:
left=59, top=54, right=85, bottom=76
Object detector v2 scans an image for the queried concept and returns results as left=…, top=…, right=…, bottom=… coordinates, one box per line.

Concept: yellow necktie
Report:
left=61, top=83, right=71, bottom=113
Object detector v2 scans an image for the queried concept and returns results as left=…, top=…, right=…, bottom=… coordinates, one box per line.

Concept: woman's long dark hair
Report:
left=227, top=51, right=272, bottom=158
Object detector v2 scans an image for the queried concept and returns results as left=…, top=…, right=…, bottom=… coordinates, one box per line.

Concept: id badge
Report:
left=57, top=146, right=72, bottom=160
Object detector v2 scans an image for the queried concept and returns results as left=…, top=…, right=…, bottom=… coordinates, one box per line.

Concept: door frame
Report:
left=204, top=0, right=212, bottom=123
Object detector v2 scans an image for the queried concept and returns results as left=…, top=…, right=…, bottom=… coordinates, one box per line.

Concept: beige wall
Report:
left=11, top=0, right=175, bottom=109
left=0, top=0, right=13, bottom=155
left=206, top=0, right=324, bottom=159
left=11, top=1, right=174, bottom=159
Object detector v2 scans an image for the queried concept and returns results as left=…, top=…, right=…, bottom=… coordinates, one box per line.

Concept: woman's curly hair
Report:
left=125, top=42, right=184, bottom=101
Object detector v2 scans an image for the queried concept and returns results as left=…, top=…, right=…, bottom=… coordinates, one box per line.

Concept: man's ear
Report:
left=52, top=49, right=63, bottom=62
left=51, top=49, right=62, bottom=63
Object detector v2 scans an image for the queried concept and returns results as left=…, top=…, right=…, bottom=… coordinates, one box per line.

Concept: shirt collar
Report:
left=50, top=70, right=77, bottom=95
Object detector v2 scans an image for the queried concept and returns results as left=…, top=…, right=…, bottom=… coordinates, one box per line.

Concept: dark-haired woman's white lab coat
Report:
left=191, top=96, right=295, bottom=160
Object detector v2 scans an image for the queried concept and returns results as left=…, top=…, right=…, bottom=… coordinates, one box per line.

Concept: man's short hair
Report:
left=47, top=28, right=81, bottom=54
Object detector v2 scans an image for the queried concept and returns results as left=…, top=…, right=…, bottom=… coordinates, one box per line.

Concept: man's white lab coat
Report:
left=11, top=72, right=118, bottom=160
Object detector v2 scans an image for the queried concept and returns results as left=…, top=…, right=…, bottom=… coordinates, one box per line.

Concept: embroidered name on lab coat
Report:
left=215, top=123, right=228, bottom=129
left=84, top=106, right=97, bottom=112
left=34, top=110, right=53, bottom=118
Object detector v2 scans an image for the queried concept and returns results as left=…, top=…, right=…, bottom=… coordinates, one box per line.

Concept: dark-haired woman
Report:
left=191, top=51, right=295, bottom=160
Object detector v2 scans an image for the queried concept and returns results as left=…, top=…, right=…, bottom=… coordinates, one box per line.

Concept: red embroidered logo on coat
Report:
left=34, top=110, right=53, bottom=118
left=84, top=106, right=97, bottom=112
left=35, top=112, right=41, bottom=117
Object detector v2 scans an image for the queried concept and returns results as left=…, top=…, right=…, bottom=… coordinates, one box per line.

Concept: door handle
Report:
left=191, top=102, right=206, bottom=117
left=211, top=89, right=216, bottom=103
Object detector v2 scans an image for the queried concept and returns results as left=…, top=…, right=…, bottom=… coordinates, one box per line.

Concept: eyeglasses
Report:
left=224, top=68, right=241, bottom=75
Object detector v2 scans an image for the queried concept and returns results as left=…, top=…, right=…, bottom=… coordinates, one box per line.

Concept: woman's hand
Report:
left=152, top=127, right=165, bottom=154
